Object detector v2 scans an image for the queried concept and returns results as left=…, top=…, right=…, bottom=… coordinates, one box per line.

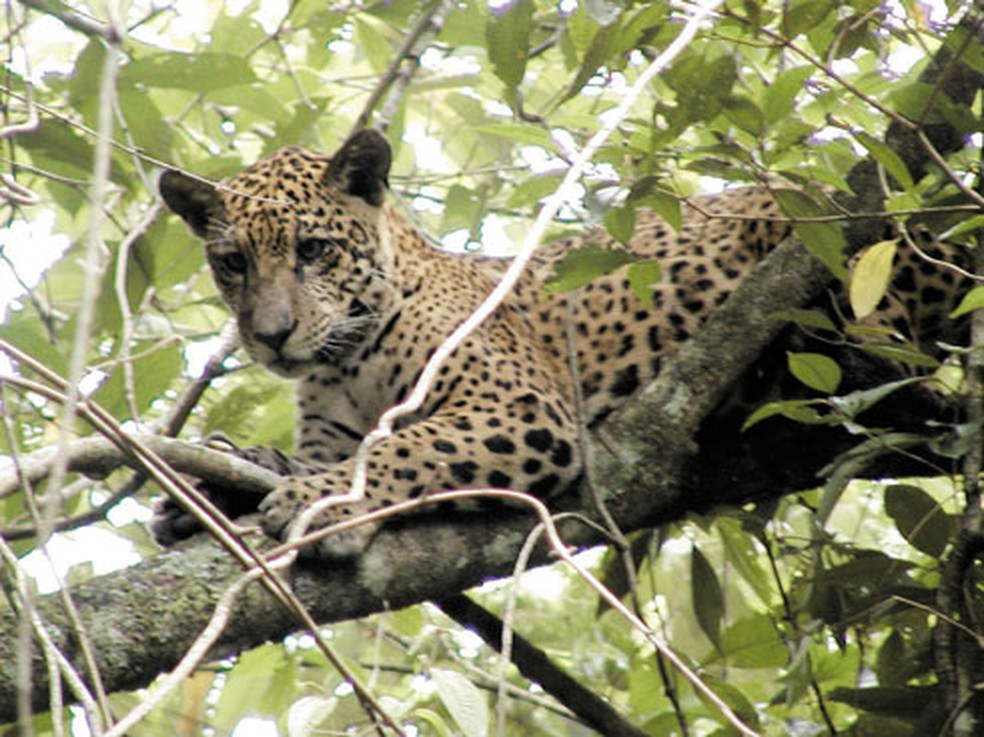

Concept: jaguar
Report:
left=154, top=128, right=969, bottom=557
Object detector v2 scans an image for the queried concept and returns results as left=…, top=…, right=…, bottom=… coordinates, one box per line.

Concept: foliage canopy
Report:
left=1, top=0, right=982, bottom=735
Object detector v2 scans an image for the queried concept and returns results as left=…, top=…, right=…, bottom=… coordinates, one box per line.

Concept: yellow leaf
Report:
left=850, top=240, right=898, bottom=320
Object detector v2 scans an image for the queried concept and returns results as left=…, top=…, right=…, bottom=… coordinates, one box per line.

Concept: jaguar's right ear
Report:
left=159, top=169, right=224, bottom=239
left=325, top=129, right=392, bottom=207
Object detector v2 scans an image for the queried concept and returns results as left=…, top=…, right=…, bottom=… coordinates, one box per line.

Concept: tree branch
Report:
left=16, top=0, right=118, bottom=42
left=0, top=433, right=278, bottom=502
left=437, top=593, right=651, bottom=737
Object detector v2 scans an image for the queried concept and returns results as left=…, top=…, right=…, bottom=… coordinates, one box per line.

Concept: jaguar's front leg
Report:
left=258, top=468, right=384, bottom=558
left=257, top=405, right=583, bottom=559
left=151, top=434, right=325, bottom=547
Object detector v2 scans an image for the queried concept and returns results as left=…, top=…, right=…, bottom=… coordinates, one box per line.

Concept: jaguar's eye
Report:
left=215, top=251, right=247, bottom=274
left=296, top=238, right=327, bottom=264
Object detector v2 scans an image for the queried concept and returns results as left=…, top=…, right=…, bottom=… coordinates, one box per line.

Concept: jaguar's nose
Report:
left=254, top=324, right=294, bottom=353
left=250, top=309, right=297, bottom=353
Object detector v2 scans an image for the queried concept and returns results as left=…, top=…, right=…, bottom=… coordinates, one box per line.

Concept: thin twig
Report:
left=112, top=202, right=163, bottom=423
left=15, top=0, right=117, bottom=41
left=495, top=522, right=541, bottom=737
left=351, top=0, right=454, bottom=133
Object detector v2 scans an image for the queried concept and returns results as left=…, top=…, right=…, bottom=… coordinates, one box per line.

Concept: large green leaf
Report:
left=787, top=351, right=842, bottom=393
left=120, top=52, right=257, bottom=91
left=950, top=285, right=984, bottom=318
left=92, top=341, right=183, bottom=420
left=854, top=134, right=913, bottom=190
left=782, top=0, right=834, bottom=38
left=544, top=246, right=637, bottom=294
left=285, top=696, right=337, bottom=737
left=774, top=189, right=848, bottom=280
left=719, top=615, right=787, bottom=668
left=691, top=546, right=724, bottom=650
left=432, top=668, right=489, bottom=737
left=486, top=0, right=533, bottom=89
left=884, top=484, right=954, bottom=558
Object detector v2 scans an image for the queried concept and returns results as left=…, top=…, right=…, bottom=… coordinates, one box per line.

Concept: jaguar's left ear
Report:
left=325, top=129, right=392, bottom=207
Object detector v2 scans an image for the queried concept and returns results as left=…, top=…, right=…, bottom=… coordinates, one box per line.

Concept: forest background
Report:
left=1, top=1, right=983, bottom=736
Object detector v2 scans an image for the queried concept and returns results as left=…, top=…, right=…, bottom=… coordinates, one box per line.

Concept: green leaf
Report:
left=135, top=220, right=204, bottom=290
left=432, top=668, right=489, bottom=737
left=413, top=708, right=455, bottom=737
left=859, top=342, right=940, bottom=369
left=441, top=185, right=484, bottom=235
left=717, top=519, right=773, bottom=606
left=941, top=215, right=984, bottom=242
left=850, top=240, right=898, bottom=319
left=285, top=696, right=337, bottom=737
left=884, top=484, right=954, bottom=558
left=564, top=19, right=618, bottom=101
left=827, top=686, right=935, bottom=719
left=719, top=615, right=787, bottom=668
left=627, top=260, right=662, bottom=305
left=507, top=174, right=563, bottom=209
left=271, top=97, right=330, bottom=151
left=118, top=88, right=173, bottom=162
left=855, top=134, right=913, bottom=190
left=544, top=246, right=637, bottom=294
left=665, top=55, right=736, bottom=124
left=828, top=376, right=924, bottom=419
left=773, top=190, right=848, bottom=280
left=742, top=398, right=828, bottom=431
left=782, top=0, right=833, bottom=38
left=950, top=285, right=984, bottom=318
left=764, top=67, right=813, bottom=124
left=120, top=52, right=257, bottom=91
left=486, top=0, right=534, bottom=89
left=353, top=16, right=394, bottom=73
left=0, top=320, right=68, bottom=378
left=691, top=546, right=724, bottom=650
left=17, top=117, right=95, bottom=180
left=212, top=645, right=287, bottom=730
left=583, top=0, right=623, bottom=24
left=603, top=204, right=635, bottom=245
left=787, top=351, right=842, bottom=393
left=768, top=307, right=838, bottom=332
left=781, top=642, right=814, bottom=705
left=203, top=374, right=294, bottom=446
left=473, top=123, right=554, bottom=148
left=722, top=96, right=766, bottom=136
left=638, top=192, right=682, bottom=232
left=93, top=342, right=183, bottom=420
left=209, top=85, right=290, bottom=123
left=211, top=10, right=269, bottom=55
left=695, top=674, right=760, bottom=727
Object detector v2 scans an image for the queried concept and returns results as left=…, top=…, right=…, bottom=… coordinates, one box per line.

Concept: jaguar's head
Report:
left=159, top=129, right=395, bottom=377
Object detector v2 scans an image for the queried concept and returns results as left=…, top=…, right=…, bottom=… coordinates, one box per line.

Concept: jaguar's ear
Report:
left=325, top=129, right=391, bottom=207
left=159, top=169, right=224, bottom=239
